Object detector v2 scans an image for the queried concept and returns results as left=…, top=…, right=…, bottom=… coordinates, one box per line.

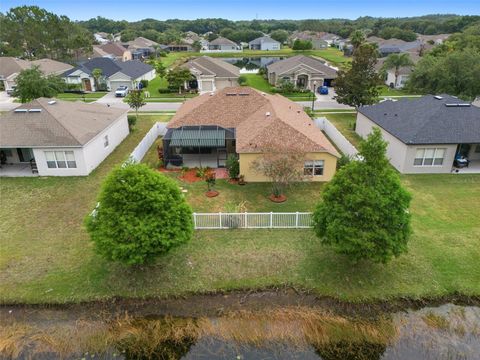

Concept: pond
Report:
left=222, top=57, right=286, bottom=72
left=1, top=303, right=479, bottom=359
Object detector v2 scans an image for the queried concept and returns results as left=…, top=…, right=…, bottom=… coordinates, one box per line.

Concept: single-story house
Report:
left=205, top=37, right=242, bottom=52
left=92, top=42, right=132, bottom=62
left=63, top=57, right=155, bottom=92
left=0, top=98, right=129, bottom=177
left=183, top=56, right=240, bottom=93
left=168, top=43, right=194, bottom=52
left=367, top=37, right=431, bottom=57
left=320, top=33, right=340, bottom=46
left=163, top=87, right=339, bottom=182
left=123, top=37, right=167, bottom=59
left=0, top=57, right=73, bottom=93
left=266, top=55, right=338, bottom=90
left=248, top=36, right=281, bottom=51
left=376, top=54, right=419, bottom=89
left=355, top=94, right=480, bottom=174
left=311, top=37, right=329, bottom=50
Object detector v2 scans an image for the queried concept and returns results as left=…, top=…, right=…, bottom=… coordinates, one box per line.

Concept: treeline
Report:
left=0, top=6, right=93, bottom=61
left=78, top=14, right=480, bottom=43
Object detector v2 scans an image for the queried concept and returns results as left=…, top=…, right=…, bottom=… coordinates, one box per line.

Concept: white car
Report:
left=115, top=86, right=129, bottom=97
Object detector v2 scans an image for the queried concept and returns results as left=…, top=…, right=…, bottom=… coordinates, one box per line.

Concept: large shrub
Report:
left=313, top=128, right=411, bottom=263
left=226, top=154, right=240, bottom=179
left=85, top=163, right=193, bottom=265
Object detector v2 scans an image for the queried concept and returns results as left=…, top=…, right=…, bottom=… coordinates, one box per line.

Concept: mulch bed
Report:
left=179, top=169, right=203, bottom=183
left=205, top=190, right=219, bottom=197
left=269, top=194, right=287, bottom=203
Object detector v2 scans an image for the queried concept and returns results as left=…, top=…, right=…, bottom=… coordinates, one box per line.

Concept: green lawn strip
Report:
left=324, top=113, right=361, bottom=148
left=377, top=85, right=419, bottom=97
left=241, top=74, right=313, bottom=101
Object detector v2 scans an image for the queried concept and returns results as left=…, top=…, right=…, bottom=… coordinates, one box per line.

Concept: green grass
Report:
left=324, top=113, right=361, bottom=148
left=1, top=114, right=479, bottom=303
left=55, top=92, right=107, bottom=102
left=241, top=74, right=314, bottom=101
left=377, top=85, right=419, bottom=97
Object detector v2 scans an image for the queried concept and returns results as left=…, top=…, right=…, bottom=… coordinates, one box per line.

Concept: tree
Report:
left=313, top=128, right=411, bottom=263
left=125, top=90, right=146, bottom=126
left=382, top=53, right=414, bottom=87
left=252, top=149, right=305, bottom=198
left=350, top=30, right=366, bottom=52
left=13, top=67, right=65, bottom=103
left=166, top=68, right=192, bottom=94
left=270, top=29, right=289, bottom=44
left=334, top=44, right=381, bottom=107
left=292, top=39, right=313, bottom=50
left=192, top=40, right=202, bottom=52
left=85, top=163, right=193, bottom=265
left=91, top=68, right=103, bottom=91
left=225, top=154, right=240, bottom=179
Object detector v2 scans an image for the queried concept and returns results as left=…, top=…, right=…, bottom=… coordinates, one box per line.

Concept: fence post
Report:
left=219, top=212, right=222, bottom=229
left=270, top=212, right=273, bottom=228
left=295, top=212, right=299, bottom=228
left=193, top=212, right=197, bottom=229
left=244, top=212, right=248, bottom=228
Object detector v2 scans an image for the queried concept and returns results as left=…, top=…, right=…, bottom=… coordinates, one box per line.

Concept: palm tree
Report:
left=91, top=68, right=103, bottom=92
left=382, top=53, right=414, bottom=88
left=350, top=30, right=366, bottom=52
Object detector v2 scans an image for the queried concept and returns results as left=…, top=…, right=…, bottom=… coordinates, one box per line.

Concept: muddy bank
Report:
left=2, top=288, right=480, bottom=320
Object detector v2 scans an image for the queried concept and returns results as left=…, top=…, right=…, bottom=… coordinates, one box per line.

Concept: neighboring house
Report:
left=311, top=38, right=329, bottom=50
left=94, top=32, right=110, bottom=44
left=92, top=43, right=132, bottom=62
left=416, top=33, right=450, bottom=45
left=205, top=37, right=241, bottom=52
left=473, top=97, right=480, bottom=108
left=63, top=57, right=155, bottom=91
left=288, top=31, right=329, bottom=49
left=320, top=33, right=340, bottom=45
left=355, top=95, right=480, bottom=174
left=163, top=87, right=339, bottom=181
left=248, top=36, right=281, bottom=50
left=376, top=54, right=420, bottom=89
left=168, top=43, right=194, bottom=52
left=0, top=57, right=73, bottom=94
left=123, top=37, right=167, bottom=59
left=367, top=37, right=432, bottom=57
left=0, top=98, right=129, bottom=177
left=266, top=55, right=338, bottom=90
left=183, top=56, right=240, bottom=93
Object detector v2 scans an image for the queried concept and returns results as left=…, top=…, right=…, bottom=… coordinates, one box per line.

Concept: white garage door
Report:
left=201, top=80, right=213, bottom=92
left=110, top=80, right=133, bottom=91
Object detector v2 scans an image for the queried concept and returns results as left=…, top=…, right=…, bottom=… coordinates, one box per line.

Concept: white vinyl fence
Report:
left=193, top=212, right=313, bottom=229
left=128, top=122, right=167, bottom=163
left=314, top=117, right=359, bottom=158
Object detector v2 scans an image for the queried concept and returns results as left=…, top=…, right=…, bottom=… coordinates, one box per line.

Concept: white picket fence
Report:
left=128, top=122, right=167, bottom=163
left=193, top=212, right=313, bottom=229
left=314, top=117, right=359, bottom=158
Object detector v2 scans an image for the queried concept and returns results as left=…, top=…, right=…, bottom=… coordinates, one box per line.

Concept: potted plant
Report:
left=204, top=169, right=219, bottom=197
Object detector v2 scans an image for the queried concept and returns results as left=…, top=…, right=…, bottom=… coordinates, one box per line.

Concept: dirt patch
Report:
left=205, top=190, right=219, bottom=197
left=180, top=169, right=203, bottom=183
left=2, top=288, right=480, bottom=321
left=269, top=194, right=287, bottom=203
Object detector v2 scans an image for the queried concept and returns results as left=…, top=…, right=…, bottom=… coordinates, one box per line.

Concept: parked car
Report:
left=318, top=86, right=329, bottom=95
left=115, top=86, right=129, bottom=97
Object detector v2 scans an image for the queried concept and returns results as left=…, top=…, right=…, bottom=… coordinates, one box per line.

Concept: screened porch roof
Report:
left=166, top=126, right=235, bottom=148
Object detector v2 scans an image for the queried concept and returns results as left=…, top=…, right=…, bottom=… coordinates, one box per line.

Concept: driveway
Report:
left=299, top=87, right=354, bottom=110
left=0, top=91, right=18, bottom=111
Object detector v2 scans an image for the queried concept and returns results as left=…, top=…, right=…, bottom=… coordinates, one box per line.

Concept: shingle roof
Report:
left=0, top=98, right=127, bottom=147
left=97, top=42, right=128, bottom=57
left=184, top=56, right=239, bottom=78
left=64, top=58, right=153, bottom=79
left=0, top=57, right=72, bottom=78
left=209, top=37, right=238, bottom=46
left=249, top=36, right=280, bottom=45
left=167, top=87, right=339, bottom=156
left=267, top=55, right=337, bottom=79
left=358, top=95, right=480, bottom=144
left=125, top=36, right=158, bottom=49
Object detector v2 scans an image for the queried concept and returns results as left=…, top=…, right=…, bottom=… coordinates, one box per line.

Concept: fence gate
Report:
left=193, top=212, right=313, bottom=229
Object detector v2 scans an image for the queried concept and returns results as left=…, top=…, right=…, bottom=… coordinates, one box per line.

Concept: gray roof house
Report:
left=63, top=57, right=155, bottom=92
left=206, top=37, right=241, bottom=52
left=183, top=56, right=240, bottom=93
left=0, top=98, right=129, bottom=177
left=266, top=55, right=338, bottom=90
left=355, top=95, right=480, bottom=174
left=376, top=53, right=420, bottom=89
left=248, top=36, right=281, bottom=51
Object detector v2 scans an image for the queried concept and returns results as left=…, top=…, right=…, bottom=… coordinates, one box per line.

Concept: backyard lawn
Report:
left=241, top=74, right=314, bottom=101
left=55, top=92, right=108, bottom=103
left=377, top=85, right=421, bottom=97
left=1, top=113, right=479, bottom=304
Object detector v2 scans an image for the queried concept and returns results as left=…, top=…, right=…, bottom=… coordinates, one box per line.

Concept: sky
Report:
left=1, top=0, right=479, bottom=21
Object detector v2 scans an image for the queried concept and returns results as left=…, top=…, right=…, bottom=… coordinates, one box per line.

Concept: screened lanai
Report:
left=163, top=125, right=236, bottom=168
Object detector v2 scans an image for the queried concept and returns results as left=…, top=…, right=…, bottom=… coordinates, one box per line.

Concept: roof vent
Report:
left=261, top=92, right=266, bottom=96
left=265, top=112, right=271, bottom=116
left=434, top=95, right=443, bottom=100
left=28, top=109, right=42, bottom=113
left=209, top=93, right=214, bottom=96
left=226, top=93, right=237, bottom=96
left=445, top=103, right=471, bottom=107
left=14, top=109, right=28, bottom=113
left=48, top=100, right=56, bottom=105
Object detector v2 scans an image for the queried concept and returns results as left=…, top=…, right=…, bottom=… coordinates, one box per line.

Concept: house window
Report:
left=44, top=151, right=77, bottom=169
left=304, top=160, right=324, bottom=176
left=104, top=135, right=109, bottom=148
left=414, top=148, right=446, bottom=166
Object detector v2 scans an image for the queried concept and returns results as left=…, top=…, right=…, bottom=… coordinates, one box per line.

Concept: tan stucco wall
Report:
left=239, top=152, right=337, bottom=182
